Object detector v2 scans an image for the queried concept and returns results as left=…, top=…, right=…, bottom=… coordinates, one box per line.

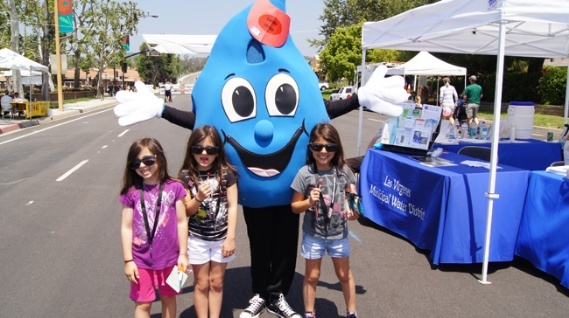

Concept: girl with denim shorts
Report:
left=291, top=123, right=359, bottom=318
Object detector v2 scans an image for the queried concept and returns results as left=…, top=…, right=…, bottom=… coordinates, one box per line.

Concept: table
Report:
left=10, top=100, right=48, bottom=118
left=360, top=148, right=530, bottom=265
left=10, top=101, right=27, bottom=117
left=515, top=171, right=569, bottom=288
left=434, top=139, right=562, bottom=171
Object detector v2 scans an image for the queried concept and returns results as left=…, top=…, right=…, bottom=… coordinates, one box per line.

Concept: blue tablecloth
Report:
left=515, top=171, right=569, bottom=288
left=360, top=149, right=530, bottom=265
left=434, top=139, right=562, bottom=171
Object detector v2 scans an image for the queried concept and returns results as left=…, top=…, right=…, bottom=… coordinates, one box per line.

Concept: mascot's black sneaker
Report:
left=267, top=294, right=302, bottom=318
left=240, top=294, right=266, bottom=318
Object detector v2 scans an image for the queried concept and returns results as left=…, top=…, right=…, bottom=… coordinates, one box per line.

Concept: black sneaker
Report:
left=346, top=311, right=358, bottom=318
left=240, top=294, right=266, bottom=318
left=267, top=294, right=302, bottom=318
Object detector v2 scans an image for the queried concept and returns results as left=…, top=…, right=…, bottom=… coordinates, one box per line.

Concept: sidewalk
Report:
left=0, top=97, right=117, bottom=134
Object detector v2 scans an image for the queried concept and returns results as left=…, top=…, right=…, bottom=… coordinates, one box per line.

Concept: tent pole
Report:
left=563, top=65, right=569, bottom=125
left=480, top=20, right=507, bottom=285
left=357, top=49, right=367, bottom=157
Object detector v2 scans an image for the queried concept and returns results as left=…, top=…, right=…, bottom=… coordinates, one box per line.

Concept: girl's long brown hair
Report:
left=120, top=138, right=170, bottom=195
left=179, top=125, right=236, bottom=186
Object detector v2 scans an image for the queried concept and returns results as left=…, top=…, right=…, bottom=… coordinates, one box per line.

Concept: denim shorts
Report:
left=301, top=233, right=351, bottom=259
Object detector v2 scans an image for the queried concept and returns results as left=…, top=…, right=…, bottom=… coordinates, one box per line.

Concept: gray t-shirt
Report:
left=291, top=165, right=356, bottom=239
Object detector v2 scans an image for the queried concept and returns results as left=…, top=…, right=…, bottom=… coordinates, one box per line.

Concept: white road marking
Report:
left=56, top=160, right=89, bottom=182
left=118, top=129, right=129, bottom=137
left=0, top=109, right=112, bottom=145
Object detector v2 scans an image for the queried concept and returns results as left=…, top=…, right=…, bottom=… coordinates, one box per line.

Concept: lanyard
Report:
left=139, top=183, right=163, bottom=251
left=317, top=167, right=338, bottom=227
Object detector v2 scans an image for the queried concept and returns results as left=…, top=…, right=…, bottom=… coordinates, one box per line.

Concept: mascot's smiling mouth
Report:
left=223, top=121, right=306, bottom=177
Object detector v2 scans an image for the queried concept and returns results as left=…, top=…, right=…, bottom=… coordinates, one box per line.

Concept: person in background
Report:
left=1, top=90, right=13, bottom=116
left=463, top=75, right=484, bottom=126
left=164, top=81, right=173, bottom=103
left=291, top=123, right=359, bottom=318
left=415, top=95, right=423, bottom=109
left=119, top=137, right=189, bottom=318
left=179, top=126, right=238, bottom=318
left=439, top=77, right=458, bottom=125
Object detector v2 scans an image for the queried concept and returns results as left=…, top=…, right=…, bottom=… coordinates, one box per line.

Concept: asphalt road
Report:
left=0, top=97, right=567, bottom=318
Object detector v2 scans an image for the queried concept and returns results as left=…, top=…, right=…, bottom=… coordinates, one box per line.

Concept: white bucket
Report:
left=507, top=101, right=534, bottom=139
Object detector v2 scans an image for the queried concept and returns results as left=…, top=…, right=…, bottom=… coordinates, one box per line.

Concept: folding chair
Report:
left=457, top=146, right=492, bottom=161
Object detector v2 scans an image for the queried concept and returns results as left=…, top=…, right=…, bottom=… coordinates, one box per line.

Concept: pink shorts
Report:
left=129, top=267, right=178, bottom=302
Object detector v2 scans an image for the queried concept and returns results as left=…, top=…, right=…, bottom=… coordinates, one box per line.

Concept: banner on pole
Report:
left=58, top=0, right=74, bottom=33
left=122, top=36, right=130, bottom=51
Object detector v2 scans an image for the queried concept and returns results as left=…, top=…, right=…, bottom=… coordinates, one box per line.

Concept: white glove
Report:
left=357, top=65, right=409, bottom=117
left=114, top=81, right=165, bottom=126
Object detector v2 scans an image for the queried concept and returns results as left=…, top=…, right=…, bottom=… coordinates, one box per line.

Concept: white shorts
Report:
left=187, top=235, right=235, bottom=265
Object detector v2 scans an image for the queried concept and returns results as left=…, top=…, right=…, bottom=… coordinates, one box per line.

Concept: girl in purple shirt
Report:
left=119, top=137, right=189, bottom=318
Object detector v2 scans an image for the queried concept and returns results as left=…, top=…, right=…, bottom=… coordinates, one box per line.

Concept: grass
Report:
left=49, top=96, right=98, bottom=108
left=477, top=109, right=566, bottom=129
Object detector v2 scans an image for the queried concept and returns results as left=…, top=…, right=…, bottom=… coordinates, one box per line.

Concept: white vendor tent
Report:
left=142, top=34, right=216, bottom=55
left=0, top=70, right=55, bottom=90
left=0, top=48, right=49, bottom=73
left=386, top=51, right=467, bottom=105
left=360, top=0, right=569, bottom=284
left=0, top=48, right=50, bottom=100
left=387, top=51, right=466, bottom=77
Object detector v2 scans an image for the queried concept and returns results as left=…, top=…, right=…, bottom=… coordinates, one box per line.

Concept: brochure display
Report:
left=380, top=103, right=442, bottom=155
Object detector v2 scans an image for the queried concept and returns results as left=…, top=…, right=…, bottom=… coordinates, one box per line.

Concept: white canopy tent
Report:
left=360, top=0, right=569, bottom=284
left=142, top=34, right=216, bottom=55
left=386, top=51, right=467, bottom=105
left=0, top=48, right=51, bottom=100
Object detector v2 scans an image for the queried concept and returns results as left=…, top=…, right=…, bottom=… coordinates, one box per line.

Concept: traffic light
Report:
left=121, top=62, right=127, bottom=73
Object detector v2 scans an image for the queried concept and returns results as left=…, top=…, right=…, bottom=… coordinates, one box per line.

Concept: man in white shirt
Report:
left=164, top=81, right=173, bottom=102
left=1, top=90, right=13, bottom=116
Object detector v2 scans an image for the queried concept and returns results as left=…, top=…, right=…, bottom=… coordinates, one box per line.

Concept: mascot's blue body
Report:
left=193, top=0, right=329, bottom=208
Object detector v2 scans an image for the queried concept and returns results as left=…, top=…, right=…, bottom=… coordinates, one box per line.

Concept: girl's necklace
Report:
left=139, top=183, right=163, bottom=257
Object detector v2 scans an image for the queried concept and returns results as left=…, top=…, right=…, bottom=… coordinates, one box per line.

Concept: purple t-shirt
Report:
left=119, top=179, right=186, bottom=270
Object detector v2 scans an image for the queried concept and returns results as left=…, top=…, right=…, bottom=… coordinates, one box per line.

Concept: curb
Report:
left=0, top=119, right=41, bottom=134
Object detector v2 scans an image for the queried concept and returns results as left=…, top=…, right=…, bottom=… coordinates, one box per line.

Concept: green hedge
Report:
left=477, top=66, right=566, bottom=105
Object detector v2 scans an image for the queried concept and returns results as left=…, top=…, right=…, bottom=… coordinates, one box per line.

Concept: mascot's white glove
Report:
left=357, top=65, right=409, bottom=117
left=114, top=81, right=165, bottom=126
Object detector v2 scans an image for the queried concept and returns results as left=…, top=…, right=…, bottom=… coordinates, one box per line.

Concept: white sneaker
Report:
left=267, top=294, right=302, bottom=318
left=240, top=294, right=267, bottom=318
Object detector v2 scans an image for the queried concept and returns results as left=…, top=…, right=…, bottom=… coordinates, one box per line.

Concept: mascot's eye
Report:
left=221, top=77, right=256, bottom=122
left=265, top=73, right=298, bottom=117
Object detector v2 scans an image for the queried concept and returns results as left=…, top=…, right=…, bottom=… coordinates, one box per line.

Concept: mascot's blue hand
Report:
left=114, top=81, right=165, bottom=126
left=357, top=65, right=409, bottom=117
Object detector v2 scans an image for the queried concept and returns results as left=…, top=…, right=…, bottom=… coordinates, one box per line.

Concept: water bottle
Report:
left=469, top=121, right=478, bottom=139
left=460, top=122, right=468, bottom=139
left=480, top=121, right=488, bottom=140
left=448, top=124, right=457, bottom=140
left=509, top=123, right=516, bottom=141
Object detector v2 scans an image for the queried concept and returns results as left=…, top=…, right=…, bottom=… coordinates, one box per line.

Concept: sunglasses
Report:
left=130, top=155, right=157, bottom=170
left=308, top=143, right=338, bottom=152
left=191, top=145, right=219, bottom=155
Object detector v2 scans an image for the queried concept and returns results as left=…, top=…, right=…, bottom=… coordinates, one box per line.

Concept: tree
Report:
left=134, top=43, right=181, bottom=86
left=319, top=24, right=362, bottom=83
left=79, top=0, right=143, bottom=98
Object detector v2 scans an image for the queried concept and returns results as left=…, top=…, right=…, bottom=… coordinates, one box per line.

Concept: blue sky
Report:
left=129, top=0, right=325, bottom=57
